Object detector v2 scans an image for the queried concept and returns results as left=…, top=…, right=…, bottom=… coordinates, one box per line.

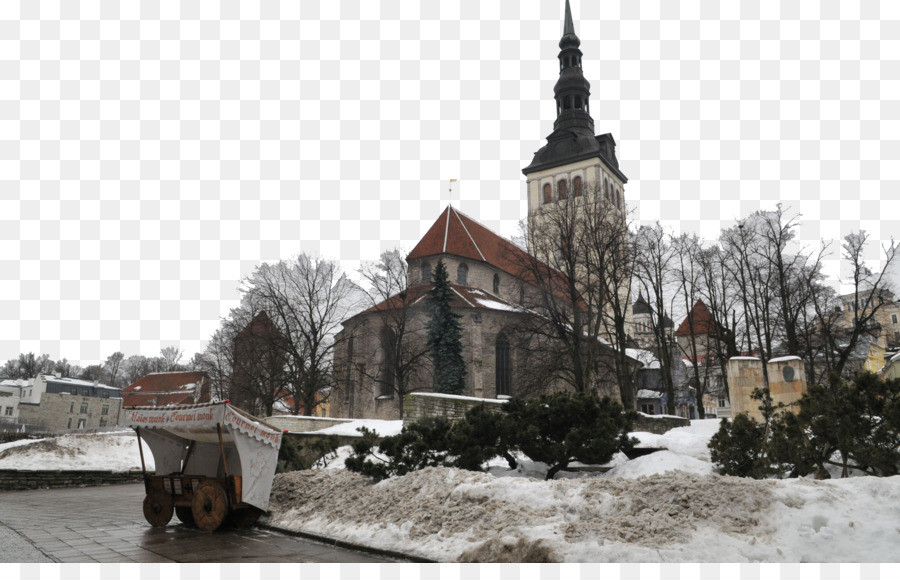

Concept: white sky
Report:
left=2, top=1, right=898, bottom=366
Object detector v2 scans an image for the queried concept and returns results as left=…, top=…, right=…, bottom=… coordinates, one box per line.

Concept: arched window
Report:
left=378, top=327, right=396, bottom=398
left=495, top=332, right=511, bottom=397
left=421, top=262, right=432, bottom=283
left=493, top=273, right=500, bottom=294
left=557, top=179, right=567, bottom=200
left=617, top=189, right=622, bottom=209
left=543, top=183, right=552, bottom=204
left=573, top=175, right=583, bottom=197
left=457, top=262, right=469, bottom=285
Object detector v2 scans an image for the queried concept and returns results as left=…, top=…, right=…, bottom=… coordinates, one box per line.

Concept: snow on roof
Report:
left=625, top=348, right=660, bottom=369
left=636, top=390, right=663, bottom=399
left=729, top=356, right=760, bottom=361
left=768, top=356, right=802, bottom=364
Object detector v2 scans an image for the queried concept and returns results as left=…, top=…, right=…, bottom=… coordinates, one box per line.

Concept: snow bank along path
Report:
left=0, top=431, right=153, bottom=472
left=267, top=467, right=900, bottom=563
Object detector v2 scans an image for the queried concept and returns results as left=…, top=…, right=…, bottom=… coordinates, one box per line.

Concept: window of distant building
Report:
left=77, top=418, right=86, bottom=429
left=422, top=262, right=432, bottom=283
left=893, top=313, right=898, bottom=324
left=67, top=418, right=72, bottom=429
left=543, top=183, right=552, bottom=204
left=99, top=418, right=107, bottom=428
left=640, top=404, right=655, bottom=415
left=4, top=407, right=12, bottom=416
left=557, top=179, right=567, bottom=200
left=69, top=402, right=74, bottom=413
left=493, top=273, right=500, bottom=294
left=495, top=332, right=511, bottom=397
left=101, top=405, right=109, bottom=416
left=457, top=263, right=469, bottom=285
left=574, top=176, right=582, bottom=197
left=80, top=402, right=88, bottom=414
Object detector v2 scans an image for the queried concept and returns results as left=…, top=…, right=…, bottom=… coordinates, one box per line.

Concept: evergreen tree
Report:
left=426, top=259, right=467, bottom=394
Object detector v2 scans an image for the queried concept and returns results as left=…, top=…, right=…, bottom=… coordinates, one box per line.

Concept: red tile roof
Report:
left=408, top=206, right=535, bottom=279
left=407, top=205, right=574, bottom=300
left=122, top=371, right=211, bottom=408
left=674, top=300, right=723, bottom=337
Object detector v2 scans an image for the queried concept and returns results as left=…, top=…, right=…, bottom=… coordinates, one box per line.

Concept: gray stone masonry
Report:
left=0, top=469, right=147, bottom=492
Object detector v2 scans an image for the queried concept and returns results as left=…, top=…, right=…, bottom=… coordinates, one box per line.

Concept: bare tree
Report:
left=813, top=231, right=899, bottom=379
left=633, top=223, right=679, bottom=415
left=513, top=183, right=630, bottom=400
left=103, top=352, right=125, bottom=387
left=159, top=346, right=184, bottom=372
left=240, top=254, right=362, bottom=417
left=355, top=249, right=432, bottom=418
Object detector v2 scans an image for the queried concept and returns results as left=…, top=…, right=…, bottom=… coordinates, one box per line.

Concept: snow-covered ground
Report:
left=2, top=420, right=899, bottom=562
left=0, top=430, right=154, bottom=471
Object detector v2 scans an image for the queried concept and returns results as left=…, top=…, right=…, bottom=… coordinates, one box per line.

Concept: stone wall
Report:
left=727, top=356, right=807, bottom=422
left=0, top=470, right=146, bottom=492
left=402, top=392, right=506, bottom=423
left=265, top=415, right=353, bottom=433
left=632, top=414, right=690, bottom=435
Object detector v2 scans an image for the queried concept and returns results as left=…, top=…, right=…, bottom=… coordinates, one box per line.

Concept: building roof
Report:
left=121, top=371, right=211, bottom=407
left=38, top=375, right=118, bottom=391
left=675, top=299, right=723, bottom=337
left=407, top=205, right=573, bottom=298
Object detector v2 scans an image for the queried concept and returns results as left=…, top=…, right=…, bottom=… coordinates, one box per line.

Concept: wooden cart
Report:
left=124, top=402, right=284, bottom=532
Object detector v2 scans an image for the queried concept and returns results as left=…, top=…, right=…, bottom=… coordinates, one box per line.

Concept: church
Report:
left=330, top=2, right=635, bottom=419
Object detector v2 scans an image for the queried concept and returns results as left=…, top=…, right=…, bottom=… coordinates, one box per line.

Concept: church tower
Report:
left=523, top=1, right=634, bottom=343
left=522, top=0, right=628, bottom=218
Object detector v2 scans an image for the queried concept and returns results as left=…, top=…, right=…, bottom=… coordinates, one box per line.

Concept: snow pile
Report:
left=312, top=419, right=403, bottom=437
left=0, top=431, right=153, bottom=471
left=269, top=466, right=900, bottom=562
left=265, top=419, right=900, bottom=562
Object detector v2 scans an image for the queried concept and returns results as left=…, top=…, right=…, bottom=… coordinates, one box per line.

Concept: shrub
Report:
left=504, top=392, right=636, bottom=480
left=344, top=418, right=453, bottom=481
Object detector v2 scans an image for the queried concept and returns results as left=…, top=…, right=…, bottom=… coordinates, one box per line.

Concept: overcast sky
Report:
left=1, top=1, right=897, bottom=365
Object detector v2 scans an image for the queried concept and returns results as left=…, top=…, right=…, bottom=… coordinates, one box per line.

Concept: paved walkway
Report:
left=0, top=484, right=404, bottom=563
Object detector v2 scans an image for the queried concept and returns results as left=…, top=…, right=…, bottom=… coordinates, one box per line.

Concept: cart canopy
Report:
left=124, top=402, right=283, bottom=511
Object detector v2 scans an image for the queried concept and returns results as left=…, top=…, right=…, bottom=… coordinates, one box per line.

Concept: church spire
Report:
left=553, top=1, right=592, bottom=133
left=562, top=0, right=578, bottom=45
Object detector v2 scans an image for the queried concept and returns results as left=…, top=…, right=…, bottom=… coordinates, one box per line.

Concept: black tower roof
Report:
left=523, top=1, right=628, bottom=183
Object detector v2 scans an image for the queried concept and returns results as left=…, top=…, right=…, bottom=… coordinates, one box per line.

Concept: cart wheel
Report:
left=192, top=480, right=229, bottom=531
left=175, top=506, right=196, bottom=527
left=227, top=507, right=263, bottom=529
left=143, top=489, right=174, bottom=527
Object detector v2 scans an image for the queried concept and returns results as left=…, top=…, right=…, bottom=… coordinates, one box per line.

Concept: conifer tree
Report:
left=426, top=259, right=467, bottom=394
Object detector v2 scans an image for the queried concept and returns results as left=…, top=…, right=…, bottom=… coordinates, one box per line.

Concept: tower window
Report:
left=457, top=263, right=469, bottom=285
left=564, top=96, right=572, bottom=110
left=558, top=179, right=567, bottom=200
left=493, top=273, right=500, bottom=294
left=574, top=176, right=583, bottom=197
left=575, top=96, right=582, bottom=110
left=422, top=262, right=432, bottom=283
left=543, top=183, right=552, bottom=204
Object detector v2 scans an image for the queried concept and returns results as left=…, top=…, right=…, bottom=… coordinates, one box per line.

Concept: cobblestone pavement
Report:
left=0, top=484, right=404, bottom=563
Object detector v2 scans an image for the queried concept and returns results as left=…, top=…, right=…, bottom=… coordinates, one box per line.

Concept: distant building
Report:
left=120, top=371, right=211, bottom=409
left=16, top=374, right=122, bottom=431
left=0, top=378, right=31, bottom=428
left=836, top=289, right=900, bottom=350
left=631, top=291, right=674, bottom=350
